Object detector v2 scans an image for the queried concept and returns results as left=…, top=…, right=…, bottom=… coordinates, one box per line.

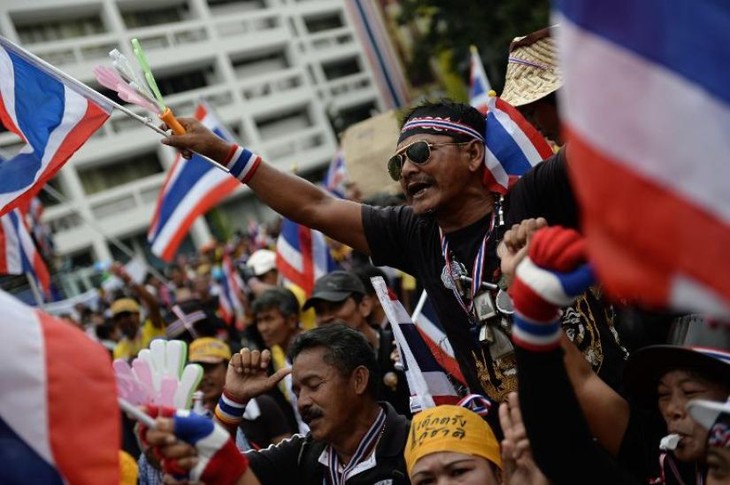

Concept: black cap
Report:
left=303, top=271, right=366, bottom=310
left=623, top=345, right=730, bottom=409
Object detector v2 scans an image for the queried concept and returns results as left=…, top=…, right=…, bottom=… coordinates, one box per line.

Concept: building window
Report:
left=155, top=65, right=215, bottom=97
left=303, top=11, right=344, bottom=33
left=335, top=101, right=377, bottom=132
left=230, top=48, right=289, bottom=79
left=322, top=56, right=361, bottom=80
left=78, top=151, right=164, bottom=195
left=207, top=0, right=265, bottom=12
left=121, top=3, right=191, bottom=29
left=12, top=11, right=105, bottom=44
left=256, top=107, right=312, bottom=141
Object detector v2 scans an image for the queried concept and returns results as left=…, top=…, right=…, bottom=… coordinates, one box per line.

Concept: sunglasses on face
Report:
left=386, top=140, right=468, bottom=181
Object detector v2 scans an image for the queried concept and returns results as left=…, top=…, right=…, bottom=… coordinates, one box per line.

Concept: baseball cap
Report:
left=189, top=337, right=232, bottom=364
left=303, top=270, right=366, bottom=310
left=111, top=298, right=140, bottom=317
left=246, top=249, right=277, bottom=277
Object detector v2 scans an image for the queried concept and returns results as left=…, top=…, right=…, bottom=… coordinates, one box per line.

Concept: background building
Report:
left=0, top=0, right=408, bottom=296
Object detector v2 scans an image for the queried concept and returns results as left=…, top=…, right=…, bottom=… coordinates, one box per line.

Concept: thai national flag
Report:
left=20, top=197, right=55, bottom=263
left=0, top=289, right=120, bottom=483
left=0, top=37, right=112, bottom=217
left=148, top=101, right=240, bottom=262
left=556, top=1, right=730, bottom=314
left=276, top=218, right=337, bottom=296
left=0, top=208, right=51, bottom=301
left=371, top=278, right=461, bottom=413
left=218, top=253, right=245, bottom=327
left=469, top=45, right=492, bottom=115
left=323, top=150, right=348, bottom=198
left=483, top=95, right=554, bottom=194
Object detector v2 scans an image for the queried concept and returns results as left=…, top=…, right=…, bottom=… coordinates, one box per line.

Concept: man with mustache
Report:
left=214, top=324, right=410, bottom=483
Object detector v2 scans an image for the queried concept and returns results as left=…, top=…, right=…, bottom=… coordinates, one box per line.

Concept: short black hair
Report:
left=289, top=323, right=379, bottom=398
left=252, top=287, right=300, bottom=319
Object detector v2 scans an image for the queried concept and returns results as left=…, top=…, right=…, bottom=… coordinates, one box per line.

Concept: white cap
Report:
left=246, top=249, right=277, bottom=276
left=687, top=398, right=730, bottom=430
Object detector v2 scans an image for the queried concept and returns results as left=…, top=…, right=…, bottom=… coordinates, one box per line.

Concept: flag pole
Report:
left=0, top=35, right=167, bottom=137
left=410, top=289, right=428, bottom=323
left=41, top=185, right=170, bottom=285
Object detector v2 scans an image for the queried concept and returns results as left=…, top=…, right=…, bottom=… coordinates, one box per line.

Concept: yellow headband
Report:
left=404, top=405, right=502, bottom=475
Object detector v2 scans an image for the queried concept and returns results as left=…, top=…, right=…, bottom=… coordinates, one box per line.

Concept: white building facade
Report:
left=0, top=0, right=396, bottom=294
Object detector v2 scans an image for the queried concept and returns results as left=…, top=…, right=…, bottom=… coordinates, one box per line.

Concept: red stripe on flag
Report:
left=39, top=310, right=119, bottom=483
left=0, top=222, right=7, bottom=273
left=0, top=93, right=24, bottom=142
left=1, top=101, right=110, bottom=217
left=298, top=225, right=315, bottom=296
left=159, top=177, right=239, bottom=262
left=566, top=126, right=730, bottom=306
left=416, top=326, right=466, bottom=386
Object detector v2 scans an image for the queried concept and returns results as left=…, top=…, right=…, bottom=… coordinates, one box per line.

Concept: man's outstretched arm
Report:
left=162, top=118, right=371, bottom=255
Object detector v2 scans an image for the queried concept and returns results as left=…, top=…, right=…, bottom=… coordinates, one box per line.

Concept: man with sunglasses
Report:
left=159, top=99, right=602, bottom=412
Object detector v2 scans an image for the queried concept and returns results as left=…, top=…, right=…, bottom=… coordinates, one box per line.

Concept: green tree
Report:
left=399, top=0, right=550, bottom=97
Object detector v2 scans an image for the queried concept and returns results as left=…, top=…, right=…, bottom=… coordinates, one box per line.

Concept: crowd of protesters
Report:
left=34, top=24, right=730, bottom=485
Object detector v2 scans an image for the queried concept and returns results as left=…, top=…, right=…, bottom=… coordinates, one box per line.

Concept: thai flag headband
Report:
left=399, top=117, right=486, bottom=144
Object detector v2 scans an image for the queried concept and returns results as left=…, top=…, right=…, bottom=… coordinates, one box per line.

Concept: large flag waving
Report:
left=276, top=218, right=337, bottom=296
left=483, top=95, right=554, bottom=194
left=556, top=1, right=730, bottom=314
left=0, top=208, right=51, bottom=300
left=148, top=101, right=240, bottom=261
left=469, top=45, right=492, bottom=115
left=0, top=290, right=119, bottom=483
left=371, top=277, right=460, bottom=413
left=0, top=36, right=112, bottom=216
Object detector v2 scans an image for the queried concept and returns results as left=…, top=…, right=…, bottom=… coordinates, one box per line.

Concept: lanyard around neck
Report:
left=327, top=408, right=385, bottom=485
left=439, top=212, right=496, bottom=321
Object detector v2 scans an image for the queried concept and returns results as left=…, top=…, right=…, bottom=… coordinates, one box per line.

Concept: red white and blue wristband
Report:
left=214, top=390, right=247, bottom=426
left=224, top=144, right=262, bottom=183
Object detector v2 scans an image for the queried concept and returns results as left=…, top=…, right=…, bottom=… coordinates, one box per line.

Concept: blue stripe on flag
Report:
left=154, top=126, right=229, bottom=232
left=0, top=416, right=64, bottom=484
left=485, top=114, right=534, bottom=175
left=557, top=0, right=730, bottom=105
left=0, top=51, right=65, bottom=193
left=280, top=219, right=302, bottom=253
left=400, top=323, right=444, bottom=373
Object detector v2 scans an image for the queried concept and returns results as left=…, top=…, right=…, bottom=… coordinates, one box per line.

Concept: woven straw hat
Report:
left=500, top=27, right=562, bottom=107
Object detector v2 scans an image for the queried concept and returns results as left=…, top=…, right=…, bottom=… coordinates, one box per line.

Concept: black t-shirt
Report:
left=504, top=148, right=580, bottom=229
left=363, top=205, right=505, bottom=401
left=363, top=200, right=628, bottom=403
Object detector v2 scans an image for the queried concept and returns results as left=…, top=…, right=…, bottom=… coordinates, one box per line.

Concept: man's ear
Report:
left=352, top=365, right=370, bottom=396
left=466, top=139, right=485, bottom=172
left=286, top=313, right=299, bottom=330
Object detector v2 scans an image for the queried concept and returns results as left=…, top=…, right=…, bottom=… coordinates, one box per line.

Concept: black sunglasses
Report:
left=386, top=140, right=468, bottom=181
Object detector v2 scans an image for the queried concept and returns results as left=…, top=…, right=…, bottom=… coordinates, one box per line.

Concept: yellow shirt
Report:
left=286, top=283, right=316, bottom=331
left=113, top=320, right=166, bottom=360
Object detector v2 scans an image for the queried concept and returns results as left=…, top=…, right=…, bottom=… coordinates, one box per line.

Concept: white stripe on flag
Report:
left=671, top=274, right=730, bottom=315
left=558, top=16, right=730, bottom=223
left=276, top=233, right=303, bottom=273
left=0, top=291, right=53, bottom=464
left=150, top=169, right=233, bottom=256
